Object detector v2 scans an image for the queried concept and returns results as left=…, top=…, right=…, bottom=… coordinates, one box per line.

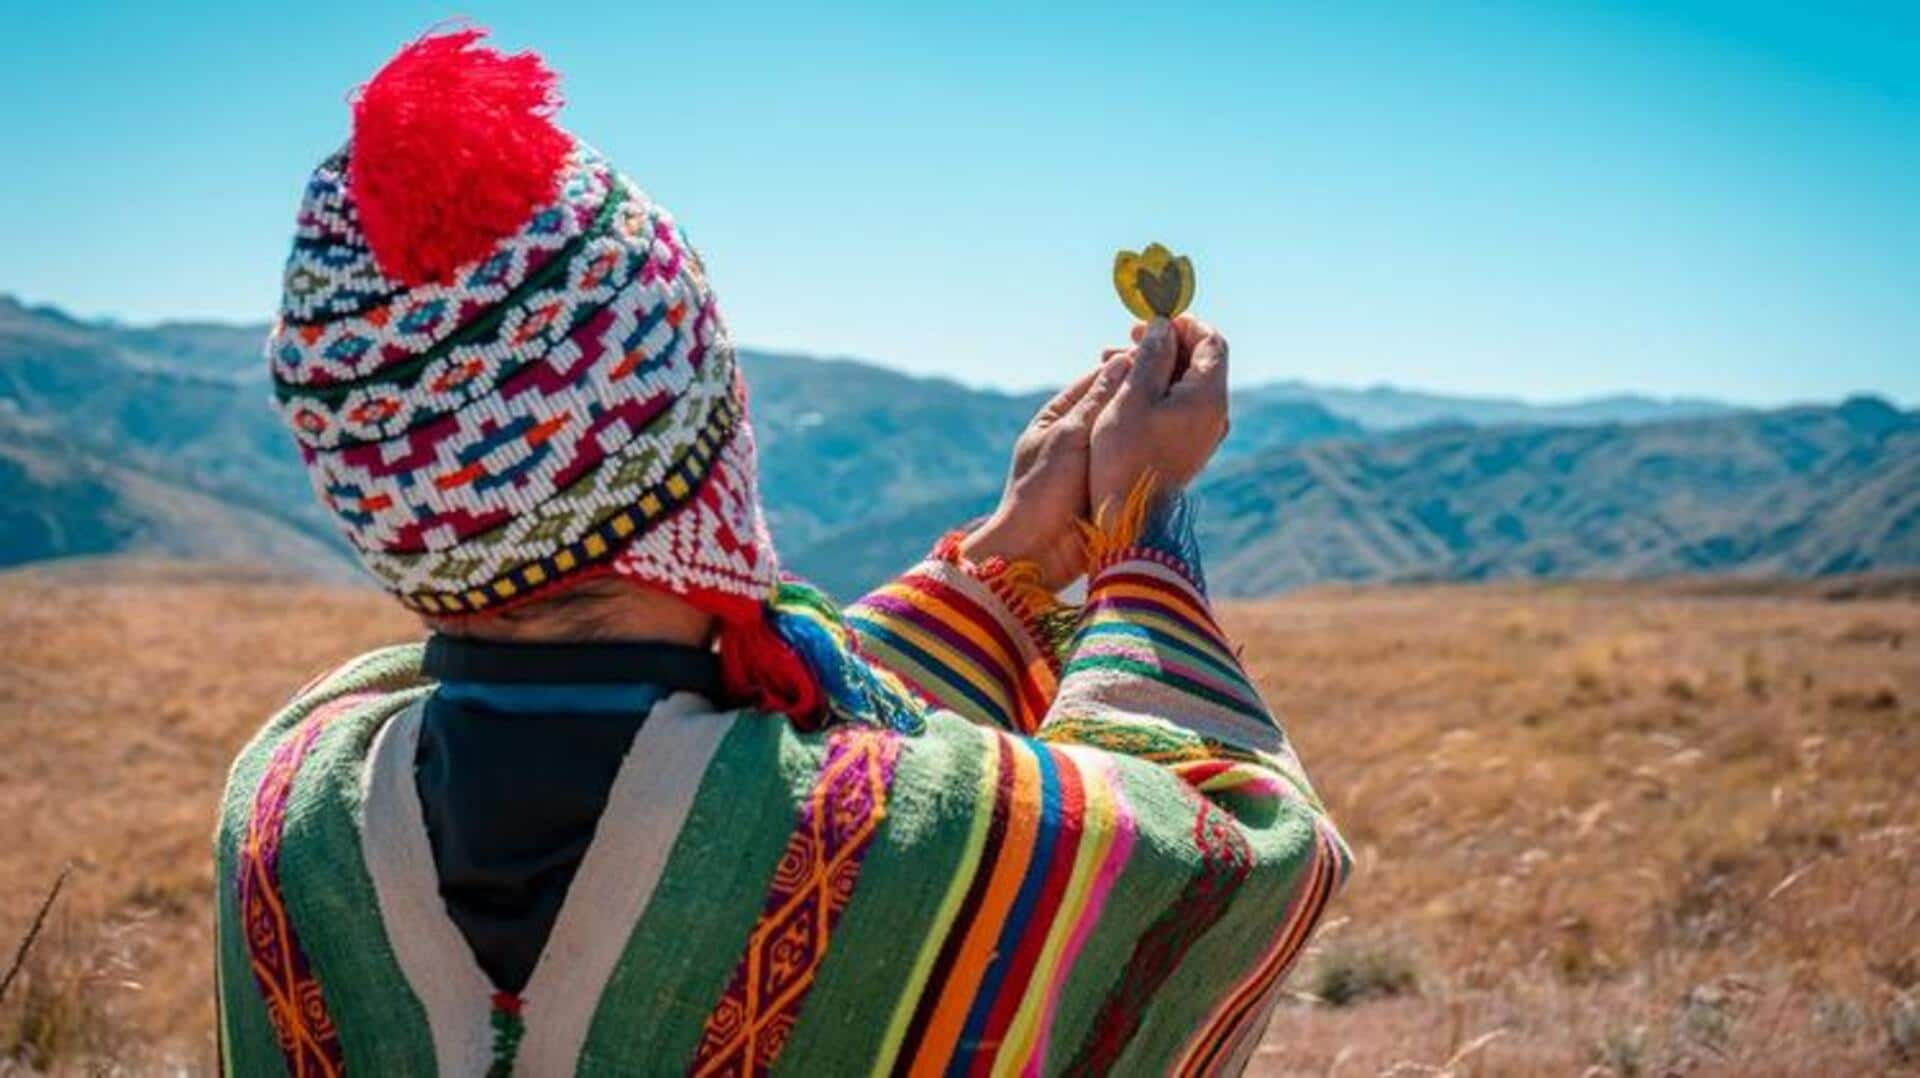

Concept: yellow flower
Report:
left=1113, top=243, right=1195, bottom=320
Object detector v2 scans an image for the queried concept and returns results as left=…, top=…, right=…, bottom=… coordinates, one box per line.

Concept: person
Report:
left=213, top=28, right=1348, bottom=1077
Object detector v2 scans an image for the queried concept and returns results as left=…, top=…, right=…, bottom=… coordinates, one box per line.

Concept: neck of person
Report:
left=425, top=578, right=718, bottom=648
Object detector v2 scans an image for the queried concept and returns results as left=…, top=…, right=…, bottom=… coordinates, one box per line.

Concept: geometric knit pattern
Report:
left=268, top=144, right=779, bottom=614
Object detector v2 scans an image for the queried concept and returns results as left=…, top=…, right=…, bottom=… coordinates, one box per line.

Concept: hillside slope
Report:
left=1247, top=378, right=1736, bottom=429
left=0, top=296, right=1370, bottom=582
left=0, top=417, right=355, bottom=578
left=1196, top=397, right=1920, bottom=596
left=738, top=350, right=1046, bottom=546
left=4, top=294, right=1910, bottom=601
left=0, top=298, right=340, bottom=566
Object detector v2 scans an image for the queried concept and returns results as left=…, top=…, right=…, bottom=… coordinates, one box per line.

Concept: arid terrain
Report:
left=1, top=560, right=1915, bottom=1075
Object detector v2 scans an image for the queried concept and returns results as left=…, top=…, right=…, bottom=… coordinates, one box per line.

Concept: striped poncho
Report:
left=214, top=519, right=1349, bottom=1075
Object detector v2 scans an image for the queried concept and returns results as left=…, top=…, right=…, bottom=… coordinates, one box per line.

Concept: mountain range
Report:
left=2, top=293, right=1913, bottom=599
left=1240, top=379, right=1734, bottom=430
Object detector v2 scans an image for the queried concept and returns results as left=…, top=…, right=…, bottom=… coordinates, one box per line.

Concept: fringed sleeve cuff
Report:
left=1051, top=478, right=1321, bottom=793
left=843, top=529, right=1073, bottom=733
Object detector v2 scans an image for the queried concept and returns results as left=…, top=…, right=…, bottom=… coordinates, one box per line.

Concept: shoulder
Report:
left=218, top=643, right=431, bottom=844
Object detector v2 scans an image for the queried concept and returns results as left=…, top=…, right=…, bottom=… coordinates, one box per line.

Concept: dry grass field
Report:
left=0, top=559, right=1915, bottom=1075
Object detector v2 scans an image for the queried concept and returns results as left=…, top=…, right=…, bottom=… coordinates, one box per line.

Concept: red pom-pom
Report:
left=349, top=27, right=572, bottom=286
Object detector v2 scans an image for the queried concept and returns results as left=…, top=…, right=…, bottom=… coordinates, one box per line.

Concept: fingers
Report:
left=1036, top=364, right=1103, bottom=423
left=1065, top=351, right=1132, bottom=426
left=1129, top=316, right=1213, bottom=388
left=1168, top=326, right=1230, bottom=429
left=1178, top=326, right=1228, bottom=389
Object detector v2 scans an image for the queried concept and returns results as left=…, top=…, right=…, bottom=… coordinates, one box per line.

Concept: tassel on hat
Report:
left=719, top=582, right=927, bottom=734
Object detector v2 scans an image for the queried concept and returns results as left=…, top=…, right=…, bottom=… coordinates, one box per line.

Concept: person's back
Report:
left=214, top=28, right=1346, bottom=1076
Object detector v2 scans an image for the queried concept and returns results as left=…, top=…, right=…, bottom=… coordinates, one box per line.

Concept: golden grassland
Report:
left=0, top=560, right=1915, bottom=1075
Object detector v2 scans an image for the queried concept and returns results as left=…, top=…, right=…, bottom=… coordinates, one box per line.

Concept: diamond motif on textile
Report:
left=323, top=334, right=373, bottom=363
left=468, top=251, right=515, bottom=290
left=285, top=266, right=328, bottom=300
left=609, top=447, right=664, bottom=490
left=428, top=553, right=488, bottom=582
left=399, top=298, right=450, bottom=335
left=520, top=509, right=579, bottom=547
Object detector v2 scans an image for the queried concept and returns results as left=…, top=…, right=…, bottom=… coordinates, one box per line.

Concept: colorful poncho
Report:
left=214, top=525, right=1349, bottom=1076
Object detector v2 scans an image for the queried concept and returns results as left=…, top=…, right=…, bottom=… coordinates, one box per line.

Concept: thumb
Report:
left=1119, top=318, right=1177, bottom=407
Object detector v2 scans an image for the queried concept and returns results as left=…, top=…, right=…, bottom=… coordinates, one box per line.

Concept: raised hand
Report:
left=960, top=354, right=1133, bottom=589
left=1089, top=316, right=1230, bottom=516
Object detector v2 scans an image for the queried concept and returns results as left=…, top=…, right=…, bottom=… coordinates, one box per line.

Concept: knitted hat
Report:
left=268, top=29, right=894, bottom=727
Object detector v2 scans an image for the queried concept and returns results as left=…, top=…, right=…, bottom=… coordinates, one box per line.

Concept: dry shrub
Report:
left=1300, top=936, right=1422, bottom=1006
left=1834, top=618, right=1905, bottom=648
left=1594, top=1022, right=1650, bottom=1076
left=1662, top=671, right=1703, bottom=703
left=1829, top=682, right=1901, bottom=712
left=1889, top=990, right=1920, bottom=1064
left=0, top=912, right=145, bottom=1073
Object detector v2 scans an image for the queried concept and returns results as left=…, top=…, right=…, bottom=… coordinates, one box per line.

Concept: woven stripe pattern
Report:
left=267, top=143, right=779, bottom=614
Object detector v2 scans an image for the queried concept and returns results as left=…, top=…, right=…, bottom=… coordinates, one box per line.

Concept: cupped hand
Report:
left=960, top=352, right=1133, bottom=589
left=1089, top=315, right=1230, bottom=516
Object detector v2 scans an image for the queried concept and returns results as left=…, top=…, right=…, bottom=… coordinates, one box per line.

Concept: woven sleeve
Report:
left=1043, top=489, right=1325, bottom=795
left=1022, top=491, right=1350, bottom=1070
left=844, top=531, right=1070, bottom=734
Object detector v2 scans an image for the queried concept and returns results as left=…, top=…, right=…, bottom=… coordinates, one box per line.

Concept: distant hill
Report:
left=738, top=351, right=1048, bottom=547
left=0, top=295, right=1367, bottom=582
left=1219, top=398, right=1368, bottom=462
left=1, top=293, right=1911, bottom=601
left=798, top=397, right=1918, bottom=598
left=0, top=296, right=266, bottom=382
left=790, top=488, right=1003, bottom=601
left=1246, top=379, right=1736, bottom=430
left=0, top=413, right=354, bottom=577
left=1195, top=396, right=1920, bottom=596
left=748, top=381, right=1373, bottom=598
left=0, top=297, right=338, bottom=560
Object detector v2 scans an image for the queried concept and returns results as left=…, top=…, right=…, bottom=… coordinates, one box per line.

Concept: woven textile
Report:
left=216, top=514, right=1349, bottom=1075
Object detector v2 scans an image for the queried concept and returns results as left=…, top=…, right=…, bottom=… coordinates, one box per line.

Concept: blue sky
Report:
left=1, top=1, right=1914, bottom=404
